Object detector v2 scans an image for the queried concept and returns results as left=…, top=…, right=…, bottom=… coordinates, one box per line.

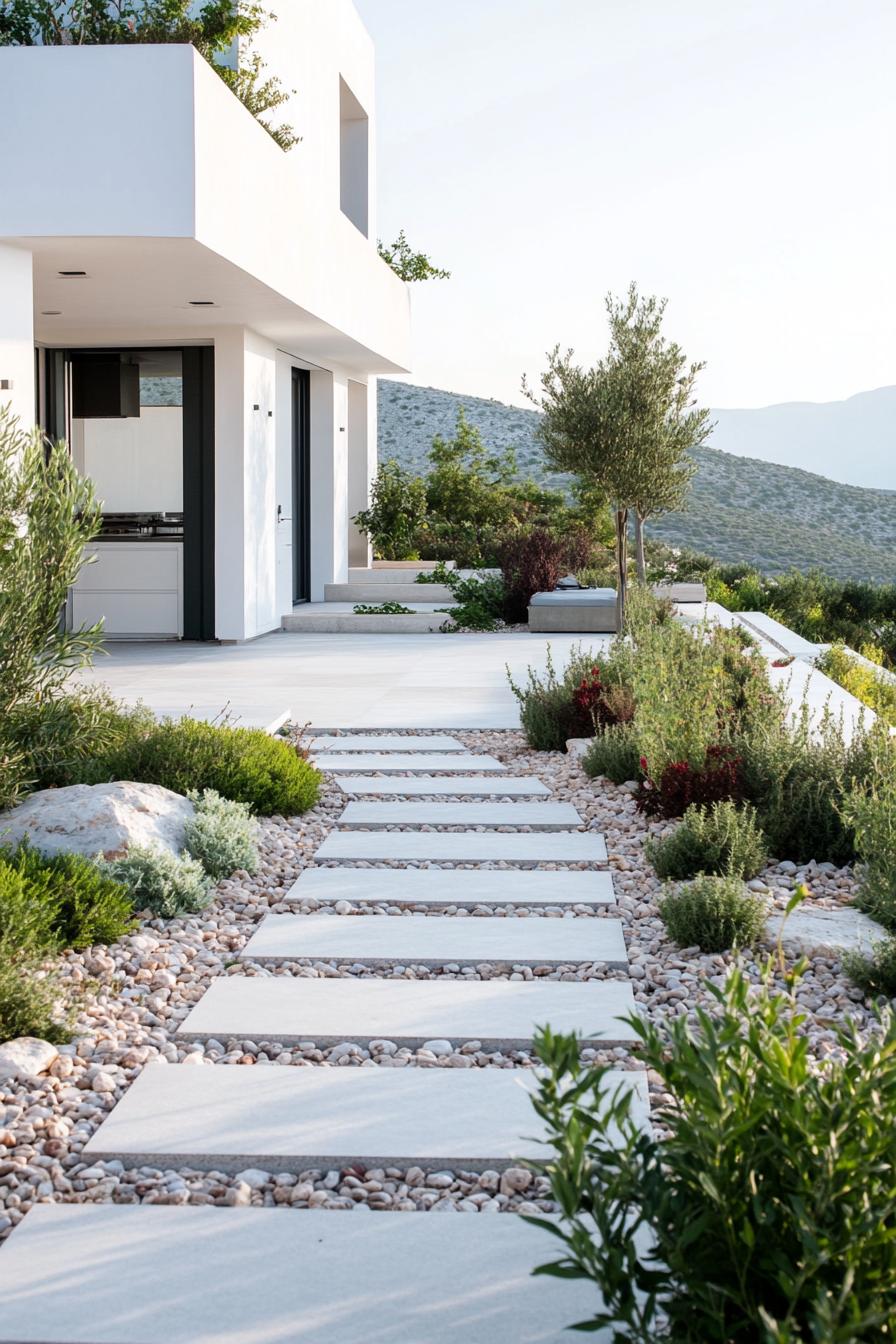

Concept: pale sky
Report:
left=356, top=0, right=895, bottom=410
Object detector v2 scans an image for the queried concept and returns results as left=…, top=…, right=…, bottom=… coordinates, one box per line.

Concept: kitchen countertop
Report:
left=92, top=535, right=184, bottom=543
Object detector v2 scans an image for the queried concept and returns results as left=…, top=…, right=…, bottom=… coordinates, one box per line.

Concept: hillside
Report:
left=378, top=381, right=896, bottom=582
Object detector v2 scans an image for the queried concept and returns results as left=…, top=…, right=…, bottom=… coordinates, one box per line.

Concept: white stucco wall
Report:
left=0, top=244, right=35, bottom=426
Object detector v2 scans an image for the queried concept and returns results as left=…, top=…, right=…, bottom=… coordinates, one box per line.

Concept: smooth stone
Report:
left=309, top=735, right=465, bottom=753
left=336, top=801, right=583, bottom=830
left=178, top=977, right=640, bottom=1048
left=287, top=868, right=615, bottom=909
left=0, top=781, right=193, bottom=861
left=314, top=830, right=608, bottom=864
left=766, top=905, right=887, bottom=956
left=335, top=776, right=552, bottom=797
left=0, top=1204, right=614, bottom=1343
left=240, top=913, right=628, bottom=968
left=311, top=753, right=507, bottom=774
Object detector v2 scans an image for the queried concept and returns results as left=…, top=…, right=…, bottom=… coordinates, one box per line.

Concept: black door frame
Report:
left=291, top=367, right=311, bottom=605
left=39, top=344, right=216, bottom=641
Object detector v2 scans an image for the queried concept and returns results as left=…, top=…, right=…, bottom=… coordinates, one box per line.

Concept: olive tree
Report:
left=525, top=285, right=710, bottom=621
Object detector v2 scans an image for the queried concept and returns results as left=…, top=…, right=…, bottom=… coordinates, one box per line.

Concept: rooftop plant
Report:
left=0, top=0, right=299, bottom=149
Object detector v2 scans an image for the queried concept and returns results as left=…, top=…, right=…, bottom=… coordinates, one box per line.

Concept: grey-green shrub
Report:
left=645, top=800, right=767, bottom=881
left=582, top=722, right=641, bottom=784
left=659, top=874, right=766, bottom=952
left=844, top=938, right=896, bottom=1000
left=0, top=949, right=71, bottom=1043
left=184, top=789, right=259, bottom=880
left=102, top=846, right=211, bottom=918
left=839, top=734, right=896, bottom=929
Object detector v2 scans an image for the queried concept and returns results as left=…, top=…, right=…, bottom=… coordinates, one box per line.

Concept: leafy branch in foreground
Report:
left=529, top=953, right=896, bottom=1341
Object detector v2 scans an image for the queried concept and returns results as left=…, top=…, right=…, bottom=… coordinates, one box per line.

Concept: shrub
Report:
left=0, top=845, right=135, bottom=950
left=0, top=951, right=70, bottom=1044
left=74, top=717, right=321, bottom=817
left=658, top=874, right=766, bottom=952
left=507, top=646, right=603, bottom=751
left=819, top=642, right=896, bottom=726
left=646, top=800, right=767, bottom=880
left=184, top=790, right=259, bottom=880
left=8, top=688, right=155, bottom=791
left=844, top=938, right=896, bottom=1000
left=499, top=526, right=597, bottom=624
left=352, top=457, right=428, bottom=560
left=638, top=745, right=743, bottom=819
left=840, top=735, right=896, bottom=929
left=581, top=722, right=642, bottom=784
left=102, top=846, right=211, bottom=918
left=529, top=961, right=896, bottom=1341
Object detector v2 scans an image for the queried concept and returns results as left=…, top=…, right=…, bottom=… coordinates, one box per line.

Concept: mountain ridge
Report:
left=377, top=380, right=896, bottom=583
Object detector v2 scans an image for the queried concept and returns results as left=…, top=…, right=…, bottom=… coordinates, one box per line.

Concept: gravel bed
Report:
left=0, top=727, right=869, bottom=1238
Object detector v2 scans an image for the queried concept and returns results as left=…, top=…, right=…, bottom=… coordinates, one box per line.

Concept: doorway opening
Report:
left=291, top=367, right=311, bottom=605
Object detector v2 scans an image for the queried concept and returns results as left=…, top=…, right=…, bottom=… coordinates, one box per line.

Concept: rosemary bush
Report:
left=646, top=800, right=767, bottom=881
left=658, top=873, right=766, bottom=952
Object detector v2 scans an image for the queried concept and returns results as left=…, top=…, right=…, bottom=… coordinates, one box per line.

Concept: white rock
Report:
left=766, top=906, right=886, bottom=957
left=0, top=782, right=195, bottom=861
left=234, top=1169, right=271, bottom=1190
left=421, top=1039, right=453, bottom=1057
left=0, top=1038, right=59, bottom=1081
left=500, top=1166, right=532, bottom=1196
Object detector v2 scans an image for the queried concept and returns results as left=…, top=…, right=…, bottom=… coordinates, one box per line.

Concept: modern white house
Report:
left=0, top=1, right=410, bottom=642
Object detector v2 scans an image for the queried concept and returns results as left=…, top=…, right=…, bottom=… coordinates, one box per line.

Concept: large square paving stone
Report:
left=83, top=1062, right=648, bottom=1171
left=314, top=830, right=608, bottom=864
left=309, top=734, right=465, bottom=752
left=0, top=1204, right=615, bottom=1343
left=288, top=867, right=615, bottom=908
left=240, top=913, right=627, bottom=967
left=337, top=801, right=582, bottom=829
left=312, top=752, right=507, bottom=773
left=178, top=977, right=639, bottom=1048
left=335, top=774, right=552, bottom=797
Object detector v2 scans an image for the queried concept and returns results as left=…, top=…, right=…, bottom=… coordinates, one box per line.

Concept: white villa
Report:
left=0, top=0, right=410, bottom=642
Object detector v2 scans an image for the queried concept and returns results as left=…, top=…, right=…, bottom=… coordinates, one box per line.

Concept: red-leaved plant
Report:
left=637, top=745, right=742, bottom=818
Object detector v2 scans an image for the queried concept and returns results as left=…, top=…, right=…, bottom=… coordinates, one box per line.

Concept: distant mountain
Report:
left=710, top=387, right=896, bottom=490
left=378, top=381, right=896, bottom=583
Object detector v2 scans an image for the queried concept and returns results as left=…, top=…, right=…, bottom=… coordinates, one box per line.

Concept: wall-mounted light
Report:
left=41, top=310, right=62, bottom=316
left=189, top=300, right=216, bottom=307
left=58, top=270, right=87, bottom=278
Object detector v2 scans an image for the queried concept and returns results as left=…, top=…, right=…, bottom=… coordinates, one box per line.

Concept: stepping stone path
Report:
left=240, top=911, right=629, bottom=967
left=337, top=800, right=583, bottom=828
left=311, top=752, right=507, bottom=773
left=335, top=773, right=552, bottom=796
left=177, top=976, right=640, bottom=1048
left=287, top=866, right=616, bottom=907
left=83, top=1062, right=650, bottom=1171
left=315, top=830, right=608, bottom=863
left=0, top=728, right=649, bottom=1343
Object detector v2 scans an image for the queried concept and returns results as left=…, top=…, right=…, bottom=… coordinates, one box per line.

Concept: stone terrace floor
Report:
left=73, top=632, right=610, bottom=730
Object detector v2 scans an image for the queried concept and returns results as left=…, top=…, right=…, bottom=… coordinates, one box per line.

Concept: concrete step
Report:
left=335, top=775, right=552, bottom=797
left=313, top=830, right=608, bottom=864
left=310, top=734, right=465, bottom=753
left=325, top=582, right=455, bottom=602
left=0, top=1204, right=609, bottom=1344
left=337, top=801, right=583, bottom=830
left=240, top=912, right=628, bottom=967
left=283, top=608, right=453, bottom=634
left=287, top=867, right=615, bottom=908
left=178, top=976, right=639, bottom=1048
left=312, top=752, right=506, bottom=774
left=83, top=1061, right=649, bottom=1172
left=367, top=559, right=456, bottom=574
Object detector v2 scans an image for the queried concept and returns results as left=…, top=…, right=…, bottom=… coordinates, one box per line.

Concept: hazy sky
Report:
left=356, top=0, right=895, bottom=411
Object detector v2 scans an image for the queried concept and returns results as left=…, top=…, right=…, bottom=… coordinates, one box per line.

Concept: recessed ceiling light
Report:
left=58, top=270, right=87, bottom=277
left=189, top=299, right=216, bottom=306
left=41, top=310, right=62, bottom=316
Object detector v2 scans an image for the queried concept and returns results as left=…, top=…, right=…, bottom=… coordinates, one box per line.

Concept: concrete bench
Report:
left=527, top=588, right=617, bottom=632
left=652, top=582, right=707, bottom=603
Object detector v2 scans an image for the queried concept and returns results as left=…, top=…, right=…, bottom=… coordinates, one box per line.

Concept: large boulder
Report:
left=0, top=1037, right=59, bottom=1080
left=0, top=782, right=194, bottom=862
left=765, top=905, right=886, bottom=957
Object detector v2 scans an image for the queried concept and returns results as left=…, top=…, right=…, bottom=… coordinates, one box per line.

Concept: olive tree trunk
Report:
left=614, top=506, right=629, bottom=631
left=634, top=512, right=647, bottom=582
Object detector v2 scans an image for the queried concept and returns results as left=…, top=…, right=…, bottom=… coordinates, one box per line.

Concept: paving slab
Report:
left=241, top=913, right=627, bottom=967
left=84, top=1062, right=649, bottom=1171
left=337, top=801, right=583, bottom=830
left=0, top=1204, right=614, bottom=1343
left=312, top=752, right=507, bottom=773
left=309, top=734, right=465, bottom=752
left=178, top=976, right=639, bottom=1047
left=335, top=774, right=552, bottom=797
left=288, top=867, right=615, bottom=908
left=314, top=830, right=608, bottom=864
